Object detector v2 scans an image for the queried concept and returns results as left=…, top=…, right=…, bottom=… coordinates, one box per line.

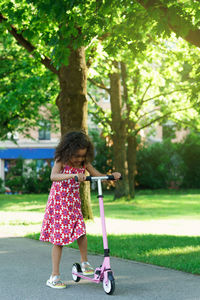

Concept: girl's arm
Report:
left=50, top=161, right=86, bottom=182
left=86, top=162, right=104, bottom=177
left=86, top=163, right=121, bottom=180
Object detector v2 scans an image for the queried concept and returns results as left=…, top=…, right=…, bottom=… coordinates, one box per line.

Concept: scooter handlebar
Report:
left=75, top=175, right=122, bottom=182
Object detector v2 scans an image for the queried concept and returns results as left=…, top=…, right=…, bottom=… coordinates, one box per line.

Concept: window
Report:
left=38, top=121, right=51, bottom=140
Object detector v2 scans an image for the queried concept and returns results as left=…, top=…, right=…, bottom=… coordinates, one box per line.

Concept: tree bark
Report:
left=109, top=61, right=129, bottom=198
left=127, top=134, right=137, bottom=198
left=56, top=47, right=88, bottom=134
left=56, top=47, right=93, bottom=219
left=121, top=61, right=137, bottom=199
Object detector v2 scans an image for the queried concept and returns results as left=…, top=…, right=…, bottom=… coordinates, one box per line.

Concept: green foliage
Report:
left=0, top=29, right=60, bottom=140
left=4, top=159, right=52, bottom=194
left=0, top=0, right=126, bottom=68
left=23, top=162, right=52, bottom=193
left=5, top=158, right=24, bottom=193
left=136, top=132, right=200, bottom=189
left=0, top=178, right=5, bottom=193
left=178, top=132, right=200, bottom=188
left=1, top=0, right=145, bottom=139
left=136, top=140, right=184, bottom=189
left=89, top=128, right=113, bottom=174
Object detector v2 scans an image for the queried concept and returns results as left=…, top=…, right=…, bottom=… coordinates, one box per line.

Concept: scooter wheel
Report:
left=72, top=263, right=81, bottom=282
left=103, top=277, right=115, bottom=295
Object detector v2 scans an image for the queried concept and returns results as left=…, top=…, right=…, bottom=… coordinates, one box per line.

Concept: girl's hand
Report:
left=75, top=173, right=86, bottom=182
left=112, top=172, right=121, bottom=180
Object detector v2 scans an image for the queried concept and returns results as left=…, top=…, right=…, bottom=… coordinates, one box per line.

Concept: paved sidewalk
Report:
left=1, top=237, right=200, bottom=300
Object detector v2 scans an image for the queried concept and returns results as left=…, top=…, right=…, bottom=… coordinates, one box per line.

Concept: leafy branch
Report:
left=142, top=87, right=190, bottom=103
left=135, top=102, right=200, bottom=134
left=87, top=92, right=111, bottom=127
left=136, top=0, right=200, bottom=48
left=0, top=13, right=58, bottom=75
left=88, top=78, right=110, bottom=93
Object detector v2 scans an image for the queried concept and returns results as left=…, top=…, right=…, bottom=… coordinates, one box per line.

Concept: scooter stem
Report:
left=97, top=179, right=109, bottom=251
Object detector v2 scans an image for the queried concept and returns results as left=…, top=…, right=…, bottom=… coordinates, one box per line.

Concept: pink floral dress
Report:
left=40, top=165, right=86, bottom=245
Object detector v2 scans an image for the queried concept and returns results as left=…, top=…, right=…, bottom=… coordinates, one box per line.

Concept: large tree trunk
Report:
left=56, top=47, right=88, bottom=134
left=56, top=47, right=93, bottom=219
left=127, top=134, right=137, bottom=198
left=121, top=61, right=137, bottom=199
left=109, top=61, right=129, bottom=198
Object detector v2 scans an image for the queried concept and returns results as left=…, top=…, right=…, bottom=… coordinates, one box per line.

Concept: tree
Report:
left=0, top=0, right=125, bottom=218
left=109, top=61, right=128, bottom=198
left=87, top=1, right=155, bottom=198
left=86, top=0, right=200, bottom=198
left=0, top=1, right=127, bottom=134
left=88, top=34, right=200, bottom=198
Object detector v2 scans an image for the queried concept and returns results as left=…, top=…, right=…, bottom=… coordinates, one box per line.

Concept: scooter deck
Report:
left=72, top=271, right=101, bottom=283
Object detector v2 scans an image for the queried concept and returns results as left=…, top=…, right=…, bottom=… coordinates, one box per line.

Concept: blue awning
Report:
left=0, top=148, right=55, bottom=159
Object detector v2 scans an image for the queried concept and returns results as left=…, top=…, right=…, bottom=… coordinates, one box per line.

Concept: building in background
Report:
left=0, top=123, right=59, bottom=181
left=0, top=98, right=189, bottom=182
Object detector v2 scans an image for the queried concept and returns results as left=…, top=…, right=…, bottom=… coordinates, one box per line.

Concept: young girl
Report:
left=40, top=131, right=121, bottom=289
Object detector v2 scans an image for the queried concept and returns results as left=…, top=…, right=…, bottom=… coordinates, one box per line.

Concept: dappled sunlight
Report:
left=0, top=250, right=13, bottom=254
left=92, top=192, right=200, bottom=220
left=86, top=217, right=200, bottom=236
left=0, top=211, right=43, bottom=222
left=0, top=211, right=43, bottom=237
left=1, top=191, right=200, bottom=238
left=0, top=224, right=41, bottom=237
left=146, top=245, right=200, bottom=257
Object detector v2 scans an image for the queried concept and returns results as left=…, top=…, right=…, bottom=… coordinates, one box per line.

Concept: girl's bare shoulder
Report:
left=52, top=161, right=64, bottom=172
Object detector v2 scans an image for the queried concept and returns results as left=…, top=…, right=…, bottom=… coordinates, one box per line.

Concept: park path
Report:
left=1, top=237, right=200, bottom=300
left=0, top=211, right=200, bottom=237
left=1, top=212, right=200, bottom=299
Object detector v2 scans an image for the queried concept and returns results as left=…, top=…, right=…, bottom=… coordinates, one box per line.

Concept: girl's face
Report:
left=69, top=148, right=87, bottom=167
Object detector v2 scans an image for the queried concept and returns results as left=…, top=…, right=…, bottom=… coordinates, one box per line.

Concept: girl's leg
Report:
left=77, top=234, right=88, bottom=262
left=47, top=244, right=66, bottom=288
left=77, top=234, right=94, bottom=275
left=52, top=244, right=63, bottom=276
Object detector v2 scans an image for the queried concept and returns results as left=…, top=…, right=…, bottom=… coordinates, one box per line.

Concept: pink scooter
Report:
left=72, top=175, right=121, bottom=295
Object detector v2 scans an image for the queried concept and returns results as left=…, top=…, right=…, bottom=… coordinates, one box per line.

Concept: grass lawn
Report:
left=1, top=189, right=200, bottom=274
left=1, top=189, right=200, bottom=220
left=27, top=232, right=200, bottom=275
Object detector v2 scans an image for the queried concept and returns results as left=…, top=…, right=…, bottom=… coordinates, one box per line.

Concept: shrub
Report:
left=178, top=132, right=200, bottom=188
left=136, top=140, right=184, bottom=189
left=37, top=163, right=52, bottom=193
left=5, top=158, right=24, bottom=193
left=4, top=159, right=52, bottom=194
left=89, top=128, right=113, bottom=174
left=0, top=178, right=5, bottom=193
left=23, top=160, right=52, bottom=193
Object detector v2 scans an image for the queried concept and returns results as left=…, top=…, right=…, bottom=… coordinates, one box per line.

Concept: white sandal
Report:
left=46, top=275, right=67, bottom=289
left=81, top=262, right=94, bottom=275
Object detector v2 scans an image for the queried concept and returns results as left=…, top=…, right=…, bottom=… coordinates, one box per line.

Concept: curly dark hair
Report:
left=54, top=131, right=94, bottom=164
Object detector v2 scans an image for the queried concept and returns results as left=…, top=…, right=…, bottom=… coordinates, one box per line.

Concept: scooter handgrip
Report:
left=107, top=175, right=123, bottom=180
left=107, top=175, right=115, bottom=180
left=75, top=176, right=91, bottom=182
